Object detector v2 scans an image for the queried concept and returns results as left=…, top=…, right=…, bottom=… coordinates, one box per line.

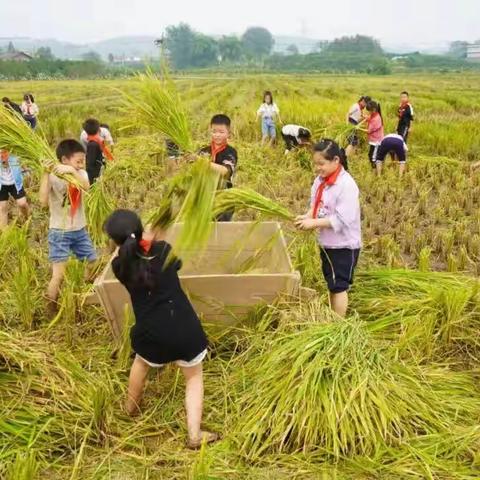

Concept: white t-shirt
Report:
left=348, top=103, right=362, bottom=123
left=257, top=102, right=279, bottom=118
left=21, top=102, right=39, bottom=117
left=48, top=170, right=89, bottom=231
left=0, top=164, right=15, bottom=186
left=281, top=124, right=309, bottom=140
left=80, top=127, right=114, bottom=149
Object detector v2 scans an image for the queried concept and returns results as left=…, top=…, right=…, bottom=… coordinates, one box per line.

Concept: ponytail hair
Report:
left=366, top=100, right=383, bottom=124
left=313, top=138, right=348, bottom=169
left=104, top=209, right=154, bottom=289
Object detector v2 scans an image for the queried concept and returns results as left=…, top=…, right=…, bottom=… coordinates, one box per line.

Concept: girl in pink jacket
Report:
left=366, top=101, right=384, bottom=168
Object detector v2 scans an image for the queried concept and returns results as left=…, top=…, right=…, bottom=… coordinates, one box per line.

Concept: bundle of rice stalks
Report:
left=232, top=318, right=480, bottom=460
left=213, top=187, right=294, bottom=221
left=0, top=107, right=81, bottom=186
left=351, top=269, right=480, bottom=360
left=85, top=178, right=115, bottom=246
left=121, top=69, right=193, bottom=152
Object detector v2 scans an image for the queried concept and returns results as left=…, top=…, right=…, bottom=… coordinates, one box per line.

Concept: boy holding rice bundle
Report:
left=199, top=114, right=238, bottom=221
left=0, top=149, right=30, bottom=229
left=295, top=139, right=361, bottom=317
left=39, top=139, right=97, bottom=310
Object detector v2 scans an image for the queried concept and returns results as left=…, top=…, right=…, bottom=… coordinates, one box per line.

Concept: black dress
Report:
left=112, top=241, right=208, bottom=364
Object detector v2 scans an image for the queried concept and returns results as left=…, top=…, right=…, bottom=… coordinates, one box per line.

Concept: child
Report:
left=21, top=94, right=39, bottom=130
left=39, top=139, right=97, bottom=308
left=295, top=139, right=361, bottom=317
left=80, top=119, right=114, bottom=149
left=397, top=91, right=414, bottom=143
left=365, top=101, right=384, bottom=169
left=374, top=133, right=408, bottom=177
left=2, top=97, right=23, bottom=116
left=281, top=124, right=311, bottom=154
left=199, top=114, right=238, bottom=222
left=104, top=209, right=219, bottom=449
left=80, top=118, right=114, bottom=184
left=0, top=150, right=30, bottom=229
left=256, top=91, right=281, bottom=145
left=345, top=95, right=370, bottom=158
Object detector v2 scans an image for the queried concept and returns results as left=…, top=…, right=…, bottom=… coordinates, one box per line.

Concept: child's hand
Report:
left=53, top=164, right=75, bottom=175
left=295, top=214, right=309, bottom=221
left=295, top=218, right=319, bottom=231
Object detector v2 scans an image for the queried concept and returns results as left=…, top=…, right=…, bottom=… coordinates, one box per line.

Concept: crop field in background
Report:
left=1, top=73, right=480, bottom=479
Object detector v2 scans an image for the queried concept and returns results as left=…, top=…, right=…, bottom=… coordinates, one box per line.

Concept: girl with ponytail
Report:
left=295, top=139, right=361, bottom=317
left=365, top=100, right=384, bottom=168
left=104, top=209, right=218, bottom=449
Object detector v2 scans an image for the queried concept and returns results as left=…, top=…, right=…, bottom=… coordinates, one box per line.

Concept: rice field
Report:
left=1, top=72, right=480, bottom=479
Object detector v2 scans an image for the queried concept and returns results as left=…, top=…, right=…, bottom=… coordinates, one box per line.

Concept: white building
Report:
left=467, top=44, right=480, bottom=61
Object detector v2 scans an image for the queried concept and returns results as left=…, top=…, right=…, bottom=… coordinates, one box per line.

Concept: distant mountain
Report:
left=0, top=35, right=451, bottom=60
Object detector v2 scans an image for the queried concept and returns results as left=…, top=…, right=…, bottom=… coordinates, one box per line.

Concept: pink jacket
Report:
left=367, top=113, right=384, bottom=145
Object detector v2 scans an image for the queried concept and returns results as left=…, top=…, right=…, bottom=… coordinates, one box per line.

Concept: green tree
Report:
left=218, top=35, right=244, bottom=63
left=323, top=35, right=384, bottom=55
left=81, top=50, right=102, bottom=62
left=165, top=23, right=197, bottom=69
left=108, top=53, right=115, bottom=63
left=7, top=41, right=15, bottom=53
left=191, top=34, right=218, bottom=68
left=241, top=27, right=274, bottom=59
left=286, top=44, right=299, bottom=55
left=36, top=47, right=54, bottom=60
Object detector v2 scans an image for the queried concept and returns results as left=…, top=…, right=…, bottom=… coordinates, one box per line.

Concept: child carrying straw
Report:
left=295, top=139, right=361, bottom=317
left=104, top=209, right=219, bottom=449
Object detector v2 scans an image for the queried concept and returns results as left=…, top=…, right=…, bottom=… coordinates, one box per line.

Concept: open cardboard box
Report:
left=94, top=221, right=302, bottom=338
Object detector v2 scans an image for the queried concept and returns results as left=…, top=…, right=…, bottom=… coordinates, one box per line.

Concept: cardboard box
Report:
left=94, top=221, right=301, bottom=338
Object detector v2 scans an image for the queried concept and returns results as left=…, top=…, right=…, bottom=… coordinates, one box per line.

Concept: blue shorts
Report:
left=48, top=227, right=97, bottom=263
left=262, top=117, right=276, bottom=138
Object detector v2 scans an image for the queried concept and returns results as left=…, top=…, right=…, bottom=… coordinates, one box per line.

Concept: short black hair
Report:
left=2, top=97, right=10, bottom=103
left=359, top=95, right=371, bottom=103
left=83, top=118, right=100, bottom=135
left=210, top=114, right=231, bottom=128
left=401, top=91, right=409, bottom=96
left=298, top=128, right=311, bottom=140
left=99, top=123, right=110, bottom=130
left=56, top=139, right=85, bottom=161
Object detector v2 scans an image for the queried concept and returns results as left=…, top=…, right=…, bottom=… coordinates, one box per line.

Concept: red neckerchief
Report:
left=312, top=165, right=343, bottom=219
left=398, top=102, right=409, bottom=119
left=139, top=238, right=152, bottom=254
left=67, top=184, right=81, bottom=218
left=210, top=141, right=227, bottom=163
left=87, top=134, right=114, bottom=162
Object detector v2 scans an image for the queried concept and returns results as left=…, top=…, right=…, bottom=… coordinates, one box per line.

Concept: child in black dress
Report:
left=104, top=209, right=218, bottom=449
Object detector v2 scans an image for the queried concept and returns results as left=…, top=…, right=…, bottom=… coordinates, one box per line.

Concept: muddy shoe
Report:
left=186, top=431, right=220, bottom=450
left=45, top=298, right=59, bottom=317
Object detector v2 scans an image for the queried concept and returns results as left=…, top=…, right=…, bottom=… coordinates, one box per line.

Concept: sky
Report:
left=1, top=0, right=479, bottom=46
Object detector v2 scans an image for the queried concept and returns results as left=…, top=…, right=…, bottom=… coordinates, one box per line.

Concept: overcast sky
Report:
left=1, top=0, right=479, bottom=45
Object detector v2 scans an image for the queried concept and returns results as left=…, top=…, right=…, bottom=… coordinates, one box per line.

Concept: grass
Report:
left=1, top=72, right=480, bottom=478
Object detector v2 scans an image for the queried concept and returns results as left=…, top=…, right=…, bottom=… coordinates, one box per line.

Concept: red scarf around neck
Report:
left=67, top=184, right=81, bottom=218
left=87, top=134, right=114, bottom=162
left=210, top=141, right=227, bottom=162
left=312, top=165, right=343, bottom=219
left=139, top=238, right=152, bottom=254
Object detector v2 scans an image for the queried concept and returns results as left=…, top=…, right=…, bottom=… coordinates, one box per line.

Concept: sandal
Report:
left=187, top=431, right=220, bottom=450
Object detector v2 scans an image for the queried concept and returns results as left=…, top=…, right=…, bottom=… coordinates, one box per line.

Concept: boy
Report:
left=0, top=149, right=30, bottom=229
left=281, top=124, right=312, bottom=155
left=199, top=114, right=238, bottom=222
left=345, top=95, right=370, bottom=157
left=80, top=118, right=114, bottom=184
left=397, top=91, right=414, bottom=143
left=39, top=139, right=97, bottom=308
left=80, top=118, right=114, bottom=149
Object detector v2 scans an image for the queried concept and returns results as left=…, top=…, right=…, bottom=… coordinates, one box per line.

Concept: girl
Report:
left=345, top=95, right=370, bottom=158
left=281, top=124, right=311, bottom=155
left=365, top=101, right=384, bottom=169
left=21, top=94, right=39, bottom=130
left=256, top=91, right=281, bottom=145
left=104, top=209, right=219, bottom=449
left=374, top=133, right=408, bottom=177
left=295, top=139, right=361, bottom=317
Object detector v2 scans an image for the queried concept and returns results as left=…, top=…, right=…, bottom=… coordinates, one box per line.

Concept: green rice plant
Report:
left=213, top=187, right=294, bottom=220
left=0, top=107, right=81, bottom=186
left=417, top=247, right=432, bottom=272
left=232, top=317, right=480, bottom=460
left=85, top=177, right=115, bottom=246
left=121, top=68, right=194, bottom=152
left=5, top=449, right=39, bottom=480
left=116, top=304, right=135, bottom=371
